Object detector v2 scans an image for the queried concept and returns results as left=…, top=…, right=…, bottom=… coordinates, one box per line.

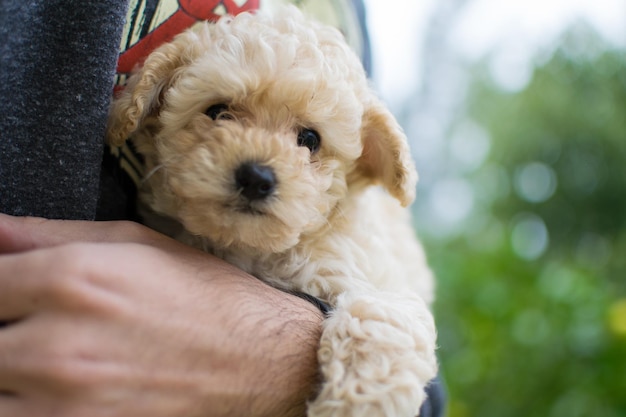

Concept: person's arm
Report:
left=0, top=213, right=322, bottom=417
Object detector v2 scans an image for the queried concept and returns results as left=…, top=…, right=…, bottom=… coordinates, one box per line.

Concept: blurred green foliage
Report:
left=425, top=30, right=626, bottom=417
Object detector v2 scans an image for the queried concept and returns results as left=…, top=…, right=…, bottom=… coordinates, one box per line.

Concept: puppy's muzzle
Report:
left=235, top=162, right=277, bottom=201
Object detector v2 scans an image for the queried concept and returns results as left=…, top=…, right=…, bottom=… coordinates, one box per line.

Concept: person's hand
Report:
left=0, top=213, right=323, bottom=417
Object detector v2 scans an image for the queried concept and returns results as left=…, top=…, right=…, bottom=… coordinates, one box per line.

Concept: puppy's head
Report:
left=107, top=7, right=417, bottom=253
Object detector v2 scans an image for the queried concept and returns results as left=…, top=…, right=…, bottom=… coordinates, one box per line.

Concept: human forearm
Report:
left=192, top=272, right=324, bottom=417
left=0, top=214, right=322, bottom=417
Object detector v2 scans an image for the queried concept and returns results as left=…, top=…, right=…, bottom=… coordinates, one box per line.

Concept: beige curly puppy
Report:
left=107, top=7, right=437, bottom=417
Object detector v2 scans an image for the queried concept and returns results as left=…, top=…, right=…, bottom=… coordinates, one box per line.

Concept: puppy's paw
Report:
left=308, top=292, right=438, bottom=417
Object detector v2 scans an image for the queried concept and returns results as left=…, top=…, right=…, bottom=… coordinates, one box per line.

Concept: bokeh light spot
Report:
left=608, top=299, right=626, bottom=337
left=514, top=161, right=557, bottom=203
left=511, top=213, right=549, bottom=260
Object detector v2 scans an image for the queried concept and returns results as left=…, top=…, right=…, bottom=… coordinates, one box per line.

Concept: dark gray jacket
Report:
left=0, top=0, right=127, bottom=219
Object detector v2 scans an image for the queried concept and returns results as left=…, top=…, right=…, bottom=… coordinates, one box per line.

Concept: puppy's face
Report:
left=108, top=8, right=417, bottom=253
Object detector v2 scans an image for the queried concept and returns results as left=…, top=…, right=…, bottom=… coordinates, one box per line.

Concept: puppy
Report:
left=107, top=7, right=437, bottom=417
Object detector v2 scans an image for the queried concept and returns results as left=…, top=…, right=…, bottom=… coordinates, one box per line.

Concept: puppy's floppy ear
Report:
left=356, top=99, right=418, bottom=207
left=106, top=36, right=191, bottom=146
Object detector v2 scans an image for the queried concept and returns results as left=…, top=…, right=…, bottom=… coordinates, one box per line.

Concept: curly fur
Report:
left=107, top=7, right=437, bottom=417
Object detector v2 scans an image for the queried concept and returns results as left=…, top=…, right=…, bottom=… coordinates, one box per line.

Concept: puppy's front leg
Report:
left=307, top=291, right=437, bottom=417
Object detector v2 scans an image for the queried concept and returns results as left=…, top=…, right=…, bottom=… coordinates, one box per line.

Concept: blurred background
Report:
left=363, top=1, right=626, bottom=416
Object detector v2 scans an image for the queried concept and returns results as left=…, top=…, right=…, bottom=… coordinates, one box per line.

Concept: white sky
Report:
left=364, top=0, right=626, bottom=102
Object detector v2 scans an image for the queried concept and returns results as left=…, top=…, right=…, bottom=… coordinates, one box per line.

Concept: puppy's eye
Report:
left=205, top=104, right=232, bottom=120
left=297, top=128, right=321, bottom=153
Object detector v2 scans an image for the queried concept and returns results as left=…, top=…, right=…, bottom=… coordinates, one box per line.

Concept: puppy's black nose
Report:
left=235, top=162, right=277, bottom=201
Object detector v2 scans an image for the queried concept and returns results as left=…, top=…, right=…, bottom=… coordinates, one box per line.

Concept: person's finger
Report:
left=0, top=213, right=169, bottom=253
left=0, top=242, right=127, bottom=319
left=0, top=250, right=51, bottom=320
left=0, top=337, right=27, bottom=395
left=0, top=214, right=235, bottom=279
left=0, top=316, right=49, bottom=395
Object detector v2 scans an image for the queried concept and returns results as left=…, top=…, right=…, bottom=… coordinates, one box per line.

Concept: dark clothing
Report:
left=421, top=377, right=447, bottom=417
left=0, top=0, right=127, bottom=220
